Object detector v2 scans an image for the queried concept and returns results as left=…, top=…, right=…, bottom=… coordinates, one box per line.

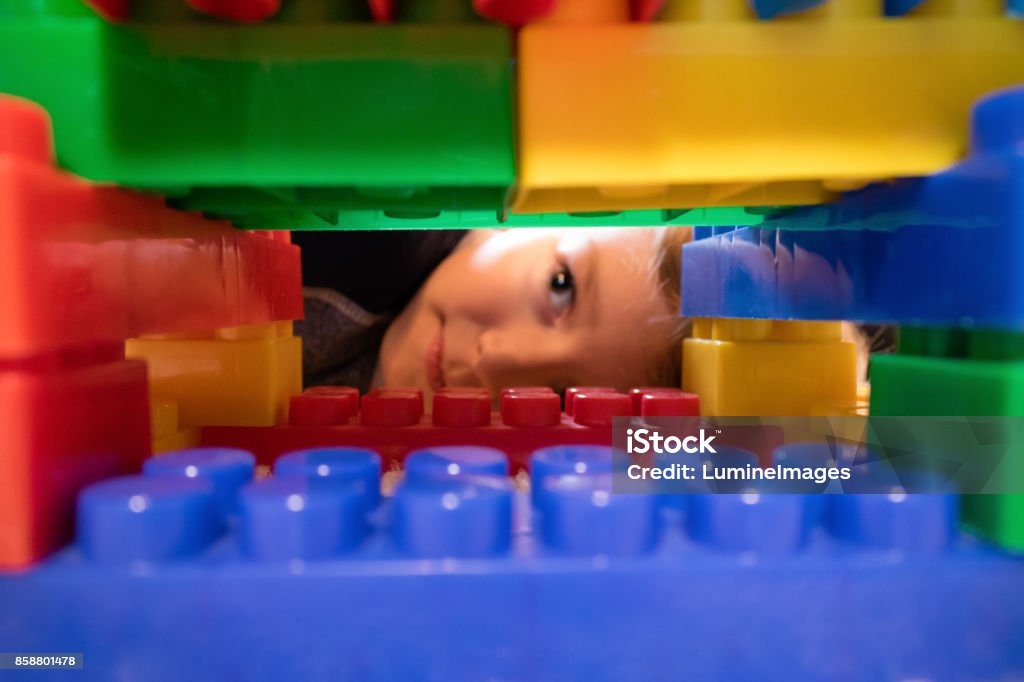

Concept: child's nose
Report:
left=474, top=327, right=569, bottom=383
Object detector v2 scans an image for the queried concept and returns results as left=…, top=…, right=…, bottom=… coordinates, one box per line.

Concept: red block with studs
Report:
left=0, top=96, right=302, bottom=359
left=204, top=386, right=703, bottom=472
left=0, top=350, right=150, bottom=569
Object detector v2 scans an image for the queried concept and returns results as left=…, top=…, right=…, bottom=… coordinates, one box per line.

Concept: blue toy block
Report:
left=274, top=447, right=382, bottom=508
left=681, top=86, right=1024, bottom=328
left=142, top=447, right=254, bottom=517
left=884, top=0, right=928, bottom=15
left=2, top=446, right=1024, bottom=681
left=404, top=445, right=509, bottom=483
left=748, top=0, right=827, bottom=19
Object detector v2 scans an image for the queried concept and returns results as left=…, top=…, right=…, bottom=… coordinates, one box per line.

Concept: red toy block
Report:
left=186, top=0, right=280, bottom=22
left=432, top=391, right=491, bottom=427
left=0, top=352, right=150, bottom=569
left=303, top=386, right=360, bottom=412
left=202, top=386, right=676, bottom=472
left=474, top=0, right=558, bottom=25
left=361, top=390, right=424, bottom=427
left=501, top=392, right=561, bottom=427
left=82, top=0, right=131, bottom=20
left=572, top=392, right=632, bottom=427
left=629, top=387, right=700, bottom=417
left=564, top=386, right=615, bottom=416
left=290, top=387, right=361, bottom=426
left=0, top=95, right=302, bottom=359
left=630, top=0, right=664, bottom=21
left=369, top=0, right=396, bottom=22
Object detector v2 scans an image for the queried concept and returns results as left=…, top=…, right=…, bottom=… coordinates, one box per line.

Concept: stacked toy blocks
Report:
left=0, top=0, right=515, bottom=230
left=871, top=327, right=1024, bottom=550
left=204, top=385, right=701, bottom=471
left=0, top=94, right=302, bottom=568
left=681, top=86, right=1024, bottom=551
left=515, top=0, right=1024, bottom=215
left=2, top=444, right=1023, bottom=680
left=681, top=86, right=1024, bottom=328
left=127, top=321, right=302, bottom=428
left=682, top=319, right=857, bottom=416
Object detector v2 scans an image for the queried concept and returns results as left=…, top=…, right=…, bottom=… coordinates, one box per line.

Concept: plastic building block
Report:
left=870, top=347, right=1024, bottom=551
left=630, top=0, right=664, bottom=21
left=680, top=87, right=1024, bottom=328
left=126, top=322, right=302, bottom=428
left=369, top=0, right=394, bottom=22
left=530, top=0, right=630, bottom=22
left=0, top=352, right=150, bottom=568
left=0, top=6, right=514, bottom=230
left=202, top=385, right=697, bottom=471
left=682, top=319, right=857, bottom=416
left=748, top=0, right=825, bottom=18
left=186, top=0, right=280, bottom=22
left=81, top=0, right=130, bottom=20
left=150, top=398, right=199, bottom=454
left=514, top=5, right=1024, bottom=215
left=0, top=95, right=302, bottom=357
left=1, top=445, right=1023, bottom=679
left=474, top=0, right=557, bottom=24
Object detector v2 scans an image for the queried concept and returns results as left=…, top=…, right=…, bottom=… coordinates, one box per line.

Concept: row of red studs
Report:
left=290, top=386, right=699, bottom=428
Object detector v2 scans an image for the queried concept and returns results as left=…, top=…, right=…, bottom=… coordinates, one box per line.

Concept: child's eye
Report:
left=549, top=266, right=575, bottom=315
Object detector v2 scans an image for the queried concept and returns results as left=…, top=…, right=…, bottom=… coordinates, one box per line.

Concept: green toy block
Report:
left=208, top=207, right=703, bottom=230
left=870, top=349, right=1024, bottom=551
left=0, top=8, right=514, bottom=228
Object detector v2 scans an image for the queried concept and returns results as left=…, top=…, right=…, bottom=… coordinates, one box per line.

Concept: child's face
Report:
left=375, top=228, right=677, bottom=401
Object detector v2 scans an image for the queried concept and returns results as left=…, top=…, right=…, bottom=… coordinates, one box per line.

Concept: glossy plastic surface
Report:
left=126, top=322, right=303, bottom=428
left=1, top=446, right=1022, bottom=680
left=0, top=5, right=514, bottom=230
left=0, top=96, right=301, bottom=357
left=682, top=320, right=858, bottom=416
left=515, top=5, right=1024, bottom=214
left=681, top=87, right=1024, bottom=328
left=871, top=348, right=1024, bottom=550
left=0, top=354, right=150, bottom=568
left=203, top=386, right=697, bottom=471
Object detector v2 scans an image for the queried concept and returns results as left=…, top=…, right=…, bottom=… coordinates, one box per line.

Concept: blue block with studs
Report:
left=1, top=445, right=1023, bottom=681
left=681, top=86, right=1024, bottom=329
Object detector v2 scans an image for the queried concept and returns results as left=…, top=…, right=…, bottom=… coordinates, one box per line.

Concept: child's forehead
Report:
left=560, top=227, right=660, bottom=264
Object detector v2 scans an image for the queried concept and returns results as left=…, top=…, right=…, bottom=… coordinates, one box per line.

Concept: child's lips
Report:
left=425, top=328, right=445, bottom=392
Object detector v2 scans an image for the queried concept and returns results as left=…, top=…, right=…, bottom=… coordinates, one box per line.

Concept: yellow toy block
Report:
left=127, top=322, right=302, bottom=428
left=683, top=320, right=857, bottom=416
left=149, top=398, right=199, bottom=454
left=514, top=6, right=1024, bottom=214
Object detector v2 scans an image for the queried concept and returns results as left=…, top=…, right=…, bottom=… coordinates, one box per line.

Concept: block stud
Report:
left=539, top=474, right=659, bottom=556
left=687, top=492, right=814, bottom=553
left=826, top=474, right=958, bottom=552
left=0, top=96, right=54, bottom=166
left=143, top=447, right=255, bottom=517
left=240, top=477, right=368, bottom=561
left=564, top=386, right=615, bottom=416
left=78, top=476, right=221, bottom=563
left=360, top=390, right=423, bottom=427
left=432, top=391, right=491, bottom=427
left=573, top=392, right=631, bottom=427
left=502, top=391, right=562, bottom=427
left=530, top=445, right=615, bottom=507
left=393, top=477, right=512, bottom=558
left=972, top=86, right=1024, bottom=157
left=404, top=446, right=509, bottom=483
left=275, top=447, right=382, bottom=508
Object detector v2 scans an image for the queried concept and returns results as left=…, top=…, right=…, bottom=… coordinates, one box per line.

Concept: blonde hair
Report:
left=646, top=225, right=693, bottom=387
